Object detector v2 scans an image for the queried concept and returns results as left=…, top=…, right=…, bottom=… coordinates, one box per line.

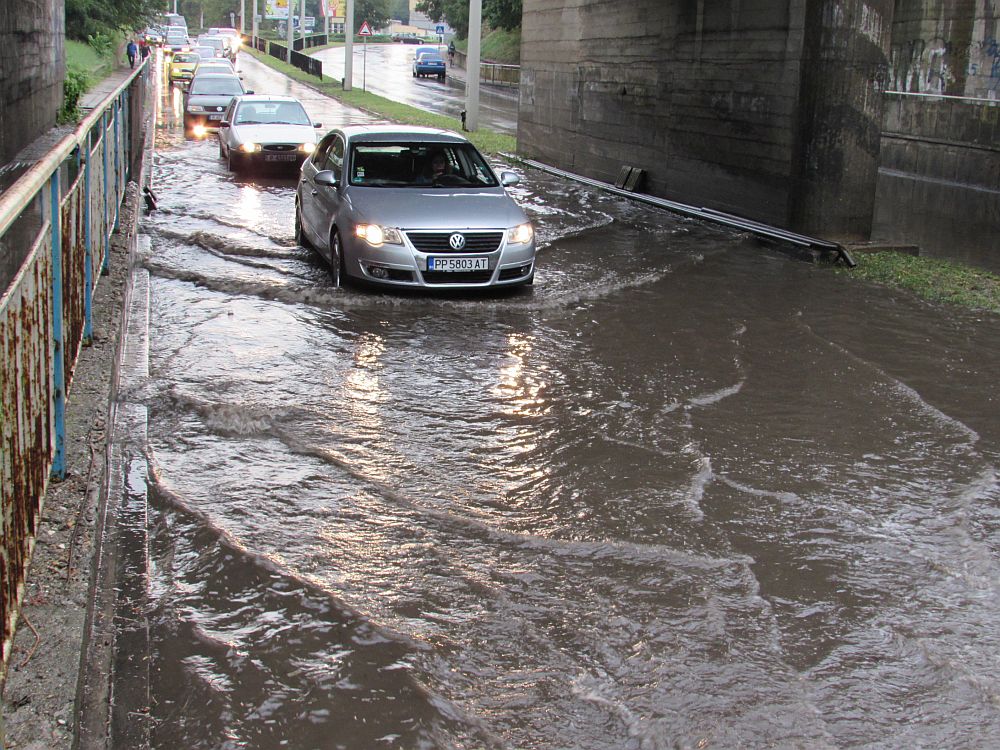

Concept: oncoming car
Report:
left=168, top=51, right=200, bottom=84
left=183, top=73, right=252, bottom=137
left=218, top=95, right=321, bottom=173
left=295, top=125, right=536, bottom=289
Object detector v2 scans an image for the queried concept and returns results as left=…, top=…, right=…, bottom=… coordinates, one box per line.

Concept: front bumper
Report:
left=341, top=229, right=536, bottom=288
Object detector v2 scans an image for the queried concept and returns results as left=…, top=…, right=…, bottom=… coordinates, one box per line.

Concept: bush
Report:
left=88, top=32, right=115, bottom=57
left=58, top=68, right=92, bottom=124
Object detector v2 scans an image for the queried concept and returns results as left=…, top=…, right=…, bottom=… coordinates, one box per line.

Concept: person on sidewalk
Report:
left=139, top=39, right=150, bottom=62
left=126, top=38, right=138, bottom=68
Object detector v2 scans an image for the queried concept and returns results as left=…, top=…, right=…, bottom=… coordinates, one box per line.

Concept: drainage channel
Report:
left=517, top=157, right=855, bottom=266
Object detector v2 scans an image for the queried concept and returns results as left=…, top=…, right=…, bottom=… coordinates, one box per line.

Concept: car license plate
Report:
left=208, top=114, right=223, bottom=120
left=264, top=154, right=297, bottom=162
left=427, top=256, right=488, bottom=272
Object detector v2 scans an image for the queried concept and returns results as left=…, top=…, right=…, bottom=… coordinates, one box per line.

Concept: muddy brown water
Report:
left=128, top=55, right=1000, bottom=749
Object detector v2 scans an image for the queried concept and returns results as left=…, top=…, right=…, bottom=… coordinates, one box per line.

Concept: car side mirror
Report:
left=245, top=89, right=254, bottom=94
left=314, top=122, right=322, bottom=129
left=220, top=121, right=231, bottom=128
left=500, top=171, right=520, bottom=187
left=315, top=170, right=339, bottom=188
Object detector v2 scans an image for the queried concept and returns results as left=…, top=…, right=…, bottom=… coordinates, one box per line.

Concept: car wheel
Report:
left=218, top=139, right=225, bottom=158
left=227, top=151, right=243, bottom=173
left=294, top=200, right=312, bottom=249
left=329, top=229, right=345, bottom=287
left=438, top=73, right=445, bottom=81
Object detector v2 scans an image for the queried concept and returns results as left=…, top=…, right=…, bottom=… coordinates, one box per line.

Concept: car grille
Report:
left=262, top=144, right=297, bottom=152
left=406, top=231, right=504, bottom=254
left=422, top=270, right=494, bottom=284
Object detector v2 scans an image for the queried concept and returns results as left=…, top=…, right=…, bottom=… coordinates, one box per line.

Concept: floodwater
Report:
left=132, top=53, right=1000, bottom=748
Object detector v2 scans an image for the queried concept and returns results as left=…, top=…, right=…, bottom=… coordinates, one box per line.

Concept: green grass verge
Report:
left=244, top=47, right=516, bottom=155
left=842, top=251, right=1000, bottom=313
left=61, top=40, right=118, bottom=123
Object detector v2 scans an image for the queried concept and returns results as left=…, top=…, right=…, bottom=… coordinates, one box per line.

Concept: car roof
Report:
left=338, top=125, right=468, bottom=144
left=234, top=95, right=302, bottom=103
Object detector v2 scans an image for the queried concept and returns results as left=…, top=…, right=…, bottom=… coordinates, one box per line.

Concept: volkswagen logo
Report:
left=449, top=233, right=466, bottom=250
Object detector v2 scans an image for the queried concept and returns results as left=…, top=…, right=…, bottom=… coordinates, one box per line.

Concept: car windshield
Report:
left=348, top=142, right=500, bottom=188
left=235, top=101, right=310, bottom=125
left=174, top=53, right=199, bottom=63
left=190, top=77, right=243, bottom=95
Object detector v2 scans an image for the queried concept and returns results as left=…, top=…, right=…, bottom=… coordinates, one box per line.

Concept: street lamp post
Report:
left=344, top=0, right=355, bottom=90
left=286, top=0, right=294, bottom=62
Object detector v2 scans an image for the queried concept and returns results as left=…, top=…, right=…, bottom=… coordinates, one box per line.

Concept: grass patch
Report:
left=843, top=251, right=1000, bottom=313
left=61, top=40, right=118, bottom=123
left=244, top=47, right=516, bottom=155
left=452, top=29, right=521, bottom=64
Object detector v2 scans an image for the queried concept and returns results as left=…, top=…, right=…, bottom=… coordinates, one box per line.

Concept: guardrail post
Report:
left=83, top=129, right=94, bottom=345
left=49, top=171, right=66, bottom=480
left=102, top=110, right=111, bottom=276
left=113, top=98, right=121, bottom=234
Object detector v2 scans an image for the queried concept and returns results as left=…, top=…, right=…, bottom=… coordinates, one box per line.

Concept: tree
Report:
left=484, top=0, right=521, bottom=31
left=415, top=0, right=521, bottom=39
left=389, top=0, right=410, bottom=24
left=65, top=0, right=162, bottom=40
left=354, top=0, right=391, bottom=30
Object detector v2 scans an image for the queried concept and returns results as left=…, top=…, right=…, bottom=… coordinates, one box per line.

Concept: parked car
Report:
left=392, top=32, right=423, bottom=44
left=168, top=51, right=201, bottom=84
left=183, top=73, right=252, bottom=137
left=413, top=51, right=446, bottom=80
left=295, top=125, right=535, bottom=289
left=218, top=95, right=321, bottom=173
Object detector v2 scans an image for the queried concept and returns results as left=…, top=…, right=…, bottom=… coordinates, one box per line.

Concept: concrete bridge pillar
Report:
left=790, top=0, right=895, bottom=240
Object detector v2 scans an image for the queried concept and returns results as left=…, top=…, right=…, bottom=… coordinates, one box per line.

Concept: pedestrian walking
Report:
left=126, top=38, right=138, bottom=68
left=139, top=39, right=150, bottom=61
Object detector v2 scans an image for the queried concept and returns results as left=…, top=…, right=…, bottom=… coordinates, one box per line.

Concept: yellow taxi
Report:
left=168, top=52, right=201, bottom=84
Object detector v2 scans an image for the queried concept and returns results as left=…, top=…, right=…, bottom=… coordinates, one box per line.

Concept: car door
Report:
left=300, top=132, right=343, bottom=248
left=221, top=98, right=240, bottom=154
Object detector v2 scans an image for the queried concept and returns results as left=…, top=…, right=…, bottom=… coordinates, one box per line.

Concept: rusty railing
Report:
left=0, top=62, right=147, bottom=684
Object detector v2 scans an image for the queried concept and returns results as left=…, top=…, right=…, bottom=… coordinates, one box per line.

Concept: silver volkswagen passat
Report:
left=295, top=125, right=536, bottom=289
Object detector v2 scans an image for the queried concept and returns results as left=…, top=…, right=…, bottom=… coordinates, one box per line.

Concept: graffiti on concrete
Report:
left=890, top=35, right=999, bottom=97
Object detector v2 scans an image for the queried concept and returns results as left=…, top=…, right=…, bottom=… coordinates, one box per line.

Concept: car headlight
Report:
left=355, top=224, right=402, bottom=246
left=507, top=223, right=534, bottom=244
left=299, top=142, right=315, bottom=154
left=240, top=142, right=261, bottom=153
left=188, top=104, right=205, bottom=113
left=192, top=124, right=207, bottom=138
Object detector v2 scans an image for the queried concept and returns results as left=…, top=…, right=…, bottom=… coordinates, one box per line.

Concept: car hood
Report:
left=346, top=188, right=528, bottom=230
left=188, top=94, right=240, bottom=109
left=232, top=124, right=317, bottom=144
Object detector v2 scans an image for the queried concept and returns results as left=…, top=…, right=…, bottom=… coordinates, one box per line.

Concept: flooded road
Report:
left=135, top=53, right=1000, bottom=748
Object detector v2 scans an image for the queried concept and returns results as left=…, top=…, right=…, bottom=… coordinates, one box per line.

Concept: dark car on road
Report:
left=183, top=73, right=252, bottom=137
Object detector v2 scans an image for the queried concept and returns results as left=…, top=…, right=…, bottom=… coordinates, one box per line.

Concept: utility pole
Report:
left=300, top=0, right=306, bottom=40
left=253, top=0, right=259, bottom=40
left=240, top=0, right=245, bottom=34
left=286, top=0, right=293, bottom=62
left=465, top=0, right=482, bottom=131
left=344, top=0, right=354, bottom=90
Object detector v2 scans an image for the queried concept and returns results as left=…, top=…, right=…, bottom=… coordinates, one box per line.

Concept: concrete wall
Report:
left=0, top=0, right=65, bottom=166
left=518, top=0, right=895, bottom=240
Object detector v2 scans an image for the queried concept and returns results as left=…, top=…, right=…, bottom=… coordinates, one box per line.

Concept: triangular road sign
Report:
left=358, top=20, right=373, bottom=36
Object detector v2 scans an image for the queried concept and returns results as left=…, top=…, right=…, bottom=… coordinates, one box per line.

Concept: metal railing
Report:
left=265, top=40, right=324, bottom=79
left=0, top=60, right=147, bottom=684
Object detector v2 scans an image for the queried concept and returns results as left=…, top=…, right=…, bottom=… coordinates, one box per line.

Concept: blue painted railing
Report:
left=0, top=60, right=148, bottom=683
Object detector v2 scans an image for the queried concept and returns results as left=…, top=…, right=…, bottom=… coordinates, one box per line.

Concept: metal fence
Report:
left=266, top=40, right=324, bottom=80
left=0, top=61, right=147, bottom=684
left=293, top=33, right=328, bottom=51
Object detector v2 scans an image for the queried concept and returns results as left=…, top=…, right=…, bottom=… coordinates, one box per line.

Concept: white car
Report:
left=218, top=95, right=321, bottom=173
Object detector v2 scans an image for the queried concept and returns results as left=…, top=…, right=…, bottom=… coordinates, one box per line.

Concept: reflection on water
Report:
left=127, top=49, right=1000, bottom=750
